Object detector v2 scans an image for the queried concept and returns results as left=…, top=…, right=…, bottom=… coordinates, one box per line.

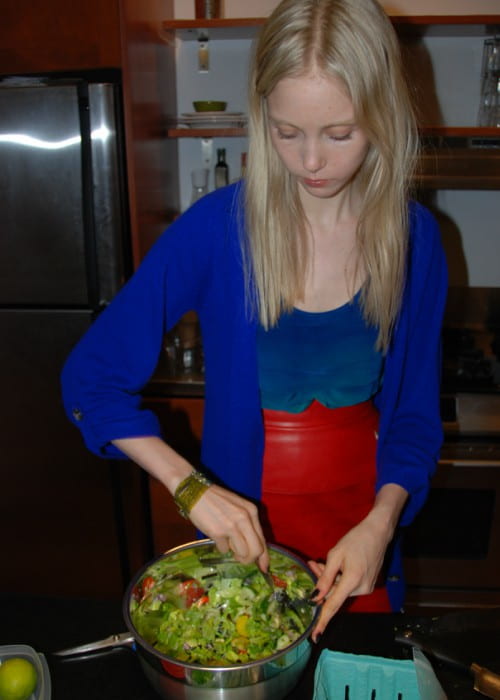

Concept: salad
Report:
left=129, top=544, right=316, bottom=666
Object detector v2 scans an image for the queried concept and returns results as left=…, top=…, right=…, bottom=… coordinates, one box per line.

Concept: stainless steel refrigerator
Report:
left=0, top=70, right=152, bottom=598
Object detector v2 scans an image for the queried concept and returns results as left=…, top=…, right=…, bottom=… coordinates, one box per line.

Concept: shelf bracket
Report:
left=201, top=138, right=213, bottom=167
left=198, top=30, right=210, bottom=72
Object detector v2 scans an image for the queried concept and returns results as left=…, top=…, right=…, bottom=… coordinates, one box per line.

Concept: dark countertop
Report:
left=144, top=355, right=205, bottom=399
left=2, top=593, right=500, bottom=699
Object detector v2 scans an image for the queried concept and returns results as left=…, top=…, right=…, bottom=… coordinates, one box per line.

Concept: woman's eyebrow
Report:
left=268, top=115, right=356, bottom=128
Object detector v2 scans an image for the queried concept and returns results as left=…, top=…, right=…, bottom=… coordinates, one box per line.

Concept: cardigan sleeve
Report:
left=374, top=203, right=448, bottom=526
left=60, top=190, right=224, bottom=458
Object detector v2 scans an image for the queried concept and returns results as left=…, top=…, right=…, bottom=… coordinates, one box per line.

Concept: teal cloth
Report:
left=257, top=293, right=384, bottom=412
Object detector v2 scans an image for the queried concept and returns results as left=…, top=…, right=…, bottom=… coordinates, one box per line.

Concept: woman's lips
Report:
left=302, top=178, right=330, bottom=188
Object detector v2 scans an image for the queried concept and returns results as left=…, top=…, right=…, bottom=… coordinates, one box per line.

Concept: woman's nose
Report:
left=302, top=140, right=326, bottom=173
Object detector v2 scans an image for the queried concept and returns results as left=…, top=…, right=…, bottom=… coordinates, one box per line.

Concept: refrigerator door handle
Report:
left=87, top=82, right=130, bottom=307
left=77, top=82, right=100, bottom=310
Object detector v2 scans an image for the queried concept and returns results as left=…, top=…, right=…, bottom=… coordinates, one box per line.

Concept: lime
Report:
left=0, top=657, right=38, bottom=700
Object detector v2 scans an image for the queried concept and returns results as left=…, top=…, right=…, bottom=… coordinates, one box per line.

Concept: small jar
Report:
left=195, top=0, right=220, bottom=19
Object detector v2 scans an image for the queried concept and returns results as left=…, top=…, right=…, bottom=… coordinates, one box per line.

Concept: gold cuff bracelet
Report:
left=174, top=470, right=212, bottom=518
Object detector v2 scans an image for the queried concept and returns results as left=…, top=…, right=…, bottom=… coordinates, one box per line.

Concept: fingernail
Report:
left=310, top=588, right=319, bottom=599
left=313, top=631, right=322, bottom=644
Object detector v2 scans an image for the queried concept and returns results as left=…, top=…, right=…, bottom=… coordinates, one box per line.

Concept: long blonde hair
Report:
left=243, top=0, right=418, bottom=351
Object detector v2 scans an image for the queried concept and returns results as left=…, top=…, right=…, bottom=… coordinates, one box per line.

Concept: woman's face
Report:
left=266, top=71, right=370, bottom=201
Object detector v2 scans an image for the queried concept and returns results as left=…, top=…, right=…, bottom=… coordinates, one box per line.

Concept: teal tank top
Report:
left=256, top=293, right=384, bottom=412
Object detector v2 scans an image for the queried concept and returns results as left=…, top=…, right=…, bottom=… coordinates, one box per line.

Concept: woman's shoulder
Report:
left=160, top=182, right=244, bottom=242
left=406, top=200, right=447, bottom=286
left=407, top=200, right=443, bottom=255
left=187, top=181, right=244, bottom=218
left=408, top=200, right=439, bottom=235
left=148, top=182, right=244, bottom=254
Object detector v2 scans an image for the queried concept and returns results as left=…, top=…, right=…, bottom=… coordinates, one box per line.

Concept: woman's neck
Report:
left=299, top=182, right=362, bottom=235
left=295, top=186, right=365, bottom=312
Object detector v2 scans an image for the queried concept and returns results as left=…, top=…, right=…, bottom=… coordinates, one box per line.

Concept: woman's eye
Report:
left=277, top=130, right=297, bottom=140
left=329, top=132, right=352, bottom=142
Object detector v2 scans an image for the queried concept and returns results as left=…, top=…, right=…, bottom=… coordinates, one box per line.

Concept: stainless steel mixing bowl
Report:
left=123, top=539, right=317, bottom=700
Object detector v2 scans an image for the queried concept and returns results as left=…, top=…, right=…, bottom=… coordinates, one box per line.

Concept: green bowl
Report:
left=193, top=100, right=227, bottom=112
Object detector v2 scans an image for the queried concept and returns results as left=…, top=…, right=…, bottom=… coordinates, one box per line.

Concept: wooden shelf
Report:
left=160, top=18, right=263, bottom=41
left=422, top=126, right=500, bottom=138
left=420, top=129, right=500, bottom=189
left=392, top=14, right=500, bottom=36
left=167, top=126, right=499, bottom=139
left=418, top=148, right=500, bottom=190
left=162, top=18, right=264, bottom=31
left=167, top=127, right=246, bottom=138
left=166, top=126, right=500, bottom=190
left=161, top=15, right=500, bottom=39
left=166, top=125, right=500, bottom=188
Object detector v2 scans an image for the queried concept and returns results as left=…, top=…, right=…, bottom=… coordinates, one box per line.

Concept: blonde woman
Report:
left=62, top=0, right=447, bottom=639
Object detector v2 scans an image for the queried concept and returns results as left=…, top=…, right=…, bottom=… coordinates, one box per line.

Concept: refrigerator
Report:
left=0, top=69, right=152, bottom=598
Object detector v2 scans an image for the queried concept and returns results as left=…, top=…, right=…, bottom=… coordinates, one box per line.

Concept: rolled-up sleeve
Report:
left=61, top=193, right=218, bottom=457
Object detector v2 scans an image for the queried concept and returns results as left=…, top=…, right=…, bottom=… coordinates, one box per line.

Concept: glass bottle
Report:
left=190, top=168, right=209, bottom=204
left=240, top=152, right=247, bottom=179
left=214, top=148, right=229, bottom=189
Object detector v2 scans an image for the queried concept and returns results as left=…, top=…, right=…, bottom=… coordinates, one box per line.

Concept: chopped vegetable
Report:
left=129, top=546, right=315, bottom=666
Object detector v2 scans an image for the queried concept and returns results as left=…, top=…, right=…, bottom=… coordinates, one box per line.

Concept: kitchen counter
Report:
left=2, top=593, right=499, bottom=699
left=145, top=375, right=205, bottom=399
left=144, top=354, right=205, bottom=399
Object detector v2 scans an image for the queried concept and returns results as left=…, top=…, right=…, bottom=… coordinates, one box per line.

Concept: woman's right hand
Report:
left=111, top=436, right=269, bottom=573
left=189, top=484, right=270, bottom=572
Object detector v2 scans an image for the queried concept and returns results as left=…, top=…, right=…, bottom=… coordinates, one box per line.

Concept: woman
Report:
left=61, top=0, right=447, bottom=640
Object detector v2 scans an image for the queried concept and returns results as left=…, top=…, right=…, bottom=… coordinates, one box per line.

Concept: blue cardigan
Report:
left=61, top=183, right=448, bottom=609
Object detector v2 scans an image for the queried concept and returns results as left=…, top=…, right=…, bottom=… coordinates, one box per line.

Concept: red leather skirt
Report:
left=260, top=399, right=391, bottom=612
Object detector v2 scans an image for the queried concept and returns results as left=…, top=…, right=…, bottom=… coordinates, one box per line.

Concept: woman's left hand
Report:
left=308, top=483, right=408, bottom=642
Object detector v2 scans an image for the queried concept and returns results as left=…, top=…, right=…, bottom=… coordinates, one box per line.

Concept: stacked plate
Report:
left=178, top=112, right=247, bottom=128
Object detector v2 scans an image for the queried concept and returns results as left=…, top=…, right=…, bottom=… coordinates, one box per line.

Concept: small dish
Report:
left=0, top=644, right=51, bottom=700
left=193, top=100, right=227, bottom=112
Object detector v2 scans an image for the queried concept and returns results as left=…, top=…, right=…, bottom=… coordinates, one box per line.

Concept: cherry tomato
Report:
left=271, top=574, right=287, bottom=589
left=193, top=595, right=209, bottom=607
left=131, top=584, right=142, bottom=602
left=132, top=575, right=156, bottom=602
left=142, top=576, right=156, bottom=595
left=178, top=578, right=206, bottom=607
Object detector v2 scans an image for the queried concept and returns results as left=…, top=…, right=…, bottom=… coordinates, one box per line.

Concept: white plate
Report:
left=177, top=113, right=247, bottom=128
left=181, top=111, right=245, bottom=119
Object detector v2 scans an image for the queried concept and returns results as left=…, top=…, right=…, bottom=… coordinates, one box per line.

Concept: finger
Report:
left=213, top=536, right=231, bottom=554
left=307, top=560, right=325, bottom=585
left=244, top=500, right=268, bottom=560
left=249, top=508, right=268, bottom=556
left=314, top=563, right=343, bottom=600
left=232, top=532, right=266, bottom=565
left=307, top=561, right=326, bottom=602
left=228, top=528, right=251, bottom=562
left=257, top=546, right=270, bottom=573
left=230, top=505, right=267, bottom=565
left=311, top=578, right=352, bottom=642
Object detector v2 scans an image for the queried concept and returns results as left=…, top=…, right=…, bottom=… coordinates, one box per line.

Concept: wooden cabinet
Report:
left=0, top=0, right=122, bottom=71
